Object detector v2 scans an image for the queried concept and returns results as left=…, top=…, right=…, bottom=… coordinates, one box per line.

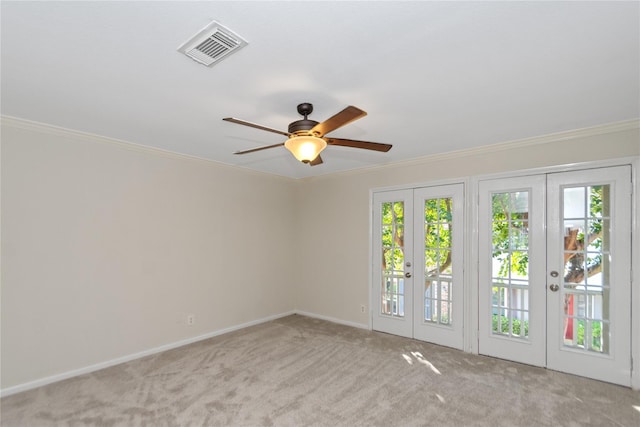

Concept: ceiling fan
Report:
left=223, top=103, right=392, bottom=166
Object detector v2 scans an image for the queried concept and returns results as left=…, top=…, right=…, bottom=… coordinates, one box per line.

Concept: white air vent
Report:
left=178, top=21, right=247, bottom=67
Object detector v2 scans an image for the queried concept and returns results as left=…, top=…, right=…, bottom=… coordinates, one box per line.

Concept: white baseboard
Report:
left=0, top=311, right=295, bottom=398
left=294, top=310, right=369, bottom=330
left=1, top=310, right=366, bottom=397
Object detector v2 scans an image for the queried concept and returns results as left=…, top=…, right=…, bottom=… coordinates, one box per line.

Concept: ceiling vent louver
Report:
left=178, top=21, right=247, bottom=67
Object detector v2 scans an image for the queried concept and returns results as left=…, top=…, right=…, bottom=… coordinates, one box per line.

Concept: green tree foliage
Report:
left=491, top=192, right=529, bottom=278
left=424, top=198, right=453, bottom=278
left=381, top=198, right=453, bottom=278
left=490, top=187, right=606, bottom=342
left=382, top=202, right=404, bottom=271
left=492, top=314, right=528, bottom=336
left=491, top=187, right=604, bottom=283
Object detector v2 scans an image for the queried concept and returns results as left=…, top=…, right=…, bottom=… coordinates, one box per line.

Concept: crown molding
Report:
left=1, top=115, right=204, bottom=162
left=302, top=119, right=640, bottom=181
left=0, top=115, right=295, bottom=182
left=3, top=115, right=637, bottom=182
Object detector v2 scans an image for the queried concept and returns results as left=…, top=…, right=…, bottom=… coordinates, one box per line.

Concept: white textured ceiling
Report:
left=2, top=1, right=638, bottom=179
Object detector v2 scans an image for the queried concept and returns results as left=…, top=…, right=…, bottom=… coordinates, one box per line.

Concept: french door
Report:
left=478, top=166, right=632, bottom=386
left=372, top=184, right=464, bottom=349
left=478, top=175, right=546, bottom=366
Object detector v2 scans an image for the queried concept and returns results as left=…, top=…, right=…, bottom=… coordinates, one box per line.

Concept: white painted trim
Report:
left=369, top=188, right=376, bottom=334
left=472, top=156, right=639, bottom=183
left=0, top=115, right=294, bottom=182
left=472, top=158, right=639, bottom=376
left=371, top=176, right=469, bottom=196
left=464, top=176, right=479, bottom=354
left=367, top=157, right=639, bottom=197
left=631, top=157, right=640, bottom=390
left=3, top=115, right=637, bottom=183
left=302, top=120, right=639, bottom=182
left=0, top=115, right=217, bottom=164
left=295, top=310, right=369, bottom=330
left=0, top=311, right=295, bottom=398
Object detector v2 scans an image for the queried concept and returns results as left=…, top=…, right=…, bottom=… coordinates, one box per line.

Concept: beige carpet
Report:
left=2, top=314, right=639, bottom=426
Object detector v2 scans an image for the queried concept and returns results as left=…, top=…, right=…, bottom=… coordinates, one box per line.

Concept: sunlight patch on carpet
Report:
left=411, top=351, right=441, bottom=375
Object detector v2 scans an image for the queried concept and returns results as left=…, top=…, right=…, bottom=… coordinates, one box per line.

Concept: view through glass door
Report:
left=478, top=166, right=632, bottom=386
left=372, top=189, right=414, bottom=339
left=546, top=167, right=632, bottom=385
left=478, top=176, right=546, bottom=367
left=372, top=184, right=464, bottom=349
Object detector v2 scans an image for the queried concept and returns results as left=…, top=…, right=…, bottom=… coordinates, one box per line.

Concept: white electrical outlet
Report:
left=360, top=305, right=366, bottom=313
left=187, top=314, right=196, bottom=326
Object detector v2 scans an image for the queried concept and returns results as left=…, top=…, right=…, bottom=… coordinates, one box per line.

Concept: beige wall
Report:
left=1, top=120, right=297, bottom=389
left=294, top=125, right=640, bottom=325
left=2, top=118, right=638, bottom=392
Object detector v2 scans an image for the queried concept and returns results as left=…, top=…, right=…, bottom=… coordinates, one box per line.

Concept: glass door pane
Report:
left=381, top=201, right=406, bottom=318
left=490, top=191, right=531, bottom=340
left=423, top=197, right=453, bottom=325
left=413, top=183, right=464, bottom=350
left=561, top=185, right=610, bottom=353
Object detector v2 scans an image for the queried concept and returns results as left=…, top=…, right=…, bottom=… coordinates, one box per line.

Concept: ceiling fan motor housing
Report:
left=288, top=119, right=319, bottom=134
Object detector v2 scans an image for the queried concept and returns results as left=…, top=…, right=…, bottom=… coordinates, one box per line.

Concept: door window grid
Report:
left=423, top=198, right=453, bottom=325
left=562, top=185, right=610, bottom=354
left=491, top=191, right=531, bottom=339
left=381, top=201, right=405, bottom=317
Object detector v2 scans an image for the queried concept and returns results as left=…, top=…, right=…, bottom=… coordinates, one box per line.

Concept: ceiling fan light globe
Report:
left=284, top=136, right=327, bottom=163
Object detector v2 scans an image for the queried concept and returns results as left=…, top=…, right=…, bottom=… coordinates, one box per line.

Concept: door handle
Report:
left=549, top=283, right=559, bottom=292
left=405, top=272, right=412, bottom=278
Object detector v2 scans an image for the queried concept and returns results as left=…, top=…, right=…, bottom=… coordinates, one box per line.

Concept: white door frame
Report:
left=476, top=166, right=632, bottom=385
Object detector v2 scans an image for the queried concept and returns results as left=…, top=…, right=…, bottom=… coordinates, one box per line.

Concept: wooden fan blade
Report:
left=223, top=118, right=290, bottom=137
left=234, top=142, right=285, bottom=155
left=326, top=138, right=392, bottom=152
left=311, top=106, right=367, bottom=136
left=309, top=155, right=323, bottom=166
